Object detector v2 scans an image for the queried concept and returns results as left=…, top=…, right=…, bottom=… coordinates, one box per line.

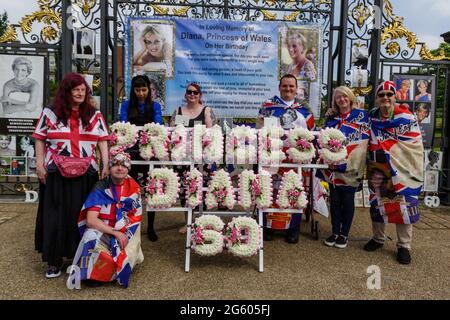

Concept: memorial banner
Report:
left=126, top=18, right=322, bottom=118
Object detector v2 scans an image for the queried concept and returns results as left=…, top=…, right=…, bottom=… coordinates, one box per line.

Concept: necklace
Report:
left=185, top=105, right=200, bottom=118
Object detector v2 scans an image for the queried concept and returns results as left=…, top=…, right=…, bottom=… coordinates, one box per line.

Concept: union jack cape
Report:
left=368, top=104, right=424, bottom=224
left=317, top=108, right=370, bottom=191
left=73, top=176, right=143, bottom=287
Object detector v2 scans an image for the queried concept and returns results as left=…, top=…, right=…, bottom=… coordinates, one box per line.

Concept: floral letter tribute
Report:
left=318, top=128, right=347, bottom=165
left=226, top=125, right=257, bottom=165
left=276, top=170, right=308, bottom=209
left=258, top=127, right=286, bottom=165
left=286, top=128, right=316, bottom=164
left=238, top=170, right=273, bottom=211
left=191, top=215, right=225, bottom=256
left=169, top=125, right=189, bottom=162
left=192, top=124, right=223, bottom=164
left=184, top=168, right=203, bottom=208
left=139, top=123, right=170, bottom=161
left=205, top=169, right=236, bottom=210
left=109, top=122, right=138, bottom=155
left=225, top=217, right=261, bottom=257
left=145, top=168, right=180, bottom=208
left=191, top=215, right=261, bottom=258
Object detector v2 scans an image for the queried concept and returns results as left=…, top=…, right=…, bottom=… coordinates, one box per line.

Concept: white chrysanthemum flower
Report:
left=110, top=122, right=138, bottom=153
left=276, top=170, right=308, bottom=209
left=225, top=217, right=261, bottom=257
left=145, top=168, right=180, bottom=209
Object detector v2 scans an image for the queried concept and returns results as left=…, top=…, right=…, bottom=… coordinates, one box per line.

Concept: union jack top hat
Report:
left=376, top=80, right=397, bottom=95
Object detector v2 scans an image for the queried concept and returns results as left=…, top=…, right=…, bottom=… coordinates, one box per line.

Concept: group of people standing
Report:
left=33, top=72, right=215, bottom=286
left=32, top=70, right=423, bottom=288
left=317, top=80, right=423, bottom=265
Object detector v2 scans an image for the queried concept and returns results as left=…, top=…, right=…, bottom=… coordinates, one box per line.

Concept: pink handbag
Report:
left=51, top=149, right=94, bottom=178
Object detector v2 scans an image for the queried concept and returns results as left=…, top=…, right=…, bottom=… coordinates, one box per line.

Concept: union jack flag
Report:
left=73, top=176, right=143, bottom=287
left=317, top=108, right=370, bottom=191
left=368, top=104, right=424, bottom=224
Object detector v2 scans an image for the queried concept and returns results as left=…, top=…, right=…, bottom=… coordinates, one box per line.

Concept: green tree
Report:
left=430, top=42, right=450, bottom=58
left=0, top=11, right=8, bottom=37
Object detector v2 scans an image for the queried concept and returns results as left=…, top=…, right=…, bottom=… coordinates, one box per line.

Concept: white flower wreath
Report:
left=139, top=123, right=170, bottom=161
left=145, top=168, right=180, bottom=209
left=225, top=217, right=261, bottom=257
left=192, top=124, right=205, bottom=164
left=170, top=125, right=188, bottom=162
left=205, top=169, right=236, bottom=210
left=203, top=124, right=224, bottom=164
left=238, top=170, right=273, bottom=211
left=109, top=122, right=138, bottom=154
left=192, top=124, right=223, bottom=164
left=191, top=215, right=225, bottom=256
left=318, top=128, right=347, bottom=165
left=185, top=168, right=203, bottom=208
left=286, top=128, right=316, bottom=164
left=276, top=170, right=308, bottom=209
left=258, top=127, right=286, bottom=165
left=226, top=126, right=257, bottom=165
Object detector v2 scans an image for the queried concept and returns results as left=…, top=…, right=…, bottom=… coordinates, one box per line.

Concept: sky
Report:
left=2, top=0, right=449, bottom=49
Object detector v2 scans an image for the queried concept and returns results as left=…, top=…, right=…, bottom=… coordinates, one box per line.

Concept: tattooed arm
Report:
left=205, top=107, right=217, bottom=128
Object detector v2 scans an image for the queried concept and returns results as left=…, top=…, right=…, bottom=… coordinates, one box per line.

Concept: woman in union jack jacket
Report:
left=318, top=86, right=369, bottom=249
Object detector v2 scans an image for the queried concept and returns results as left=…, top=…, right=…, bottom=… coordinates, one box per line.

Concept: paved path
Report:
left=0, top=203, right=449, bottom=300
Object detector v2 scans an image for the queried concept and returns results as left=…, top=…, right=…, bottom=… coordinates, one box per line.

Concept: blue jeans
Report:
left=329, top=185, right=356, bottom=237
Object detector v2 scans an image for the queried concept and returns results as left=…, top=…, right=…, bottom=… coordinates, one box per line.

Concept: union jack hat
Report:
left=376, top=80, right=397, bottom=95
left=109, top=151, right=132, bottom=169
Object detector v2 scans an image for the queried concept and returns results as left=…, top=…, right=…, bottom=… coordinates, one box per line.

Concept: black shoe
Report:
left=334, top=235, right=348, bottom=249
left=45, top=265, right=61, bottom=279
left=364, top=239, right=384, bottom=252
left=147, top=229, right=158, bottom=242
left=323, top=234, right=338, bottom=247
left=285, top=228, right=299, bottom=244
left=397, top=248, right=411, bottom=265
left=263, top=228, right=273, bottom=241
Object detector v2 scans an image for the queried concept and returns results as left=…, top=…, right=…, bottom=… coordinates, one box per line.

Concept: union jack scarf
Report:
left=317, top=108, right=370, bottom=192
left=73, top=176, right=143, bottom=287
left=260, top=96, right=315, bottom=130
left=368, top=104, right=424, bottom=224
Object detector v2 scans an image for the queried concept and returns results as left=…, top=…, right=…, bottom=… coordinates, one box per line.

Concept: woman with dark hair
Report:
left=33, top=72, right=109, bottom=278
left=120, top=75, right=163, bottom=242
left=170, top=83, right=216, bottom=233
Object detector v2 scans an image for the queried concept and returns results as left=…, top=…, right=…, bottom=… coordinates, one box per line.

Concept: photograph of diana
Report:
left=279, top=26, right=319, bottom=82
left=131, top=20, right=175, bottom=79
left=74, top=29, right=95, bottom=60
left=0, top=54, right=44, bottom=119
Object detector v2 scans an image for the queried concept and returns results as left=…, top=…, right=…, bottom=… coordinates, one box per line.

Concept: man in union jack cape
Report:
left=364, top=81, right=424, bottom=265
left=70, top=152, right=144, bottom=288
left=257, top=74, right=315, bottom=244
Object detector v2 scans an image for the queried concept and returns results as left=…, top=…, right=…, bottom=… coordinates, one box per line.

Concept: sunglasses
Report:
left=377, top=92, right=394, bottom=98
left=186, top=90, right=199, bottom=96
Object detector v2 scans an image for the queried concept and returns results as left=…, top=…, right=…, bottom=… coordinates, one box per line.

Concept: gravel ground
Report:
left=0, top=203, right=449, bottom=300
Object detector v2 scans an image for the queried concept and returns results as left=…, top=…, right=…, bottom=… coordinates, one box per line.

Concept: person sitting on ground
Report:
left=71, top=152, right=144, bottom=288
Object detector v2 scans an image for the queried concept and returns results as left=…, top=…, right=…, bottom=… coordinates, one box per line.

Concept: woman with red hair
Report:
left=33, top=72, right=109, bottom=278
